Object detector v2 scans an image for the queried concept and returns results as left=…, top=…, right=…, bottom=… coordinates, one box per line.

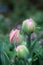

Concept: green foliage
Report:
left=0, top=19, right=43, bottom=65
left=0, top=0, right=43, bottom=65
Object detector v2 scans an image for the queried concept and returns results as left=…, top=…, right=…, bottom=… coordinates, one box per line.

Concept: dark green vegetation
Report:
left=0, top=0, right=43, bottom=65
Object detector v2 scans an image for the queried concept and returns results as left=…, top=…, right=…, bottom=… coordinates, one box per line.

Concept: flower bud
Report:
left=16, top=45, right=29, bottom=59
left=22, top=18, right=36, bottom=34
left=38, top=39, right=43, bottom=45
left=10, top=29, right=19, bottom=43
left=10, top=29, right=24, bottom=44
left=31, top=33, right=37, bottom=40
left=16, top=24, right=22, bottom=30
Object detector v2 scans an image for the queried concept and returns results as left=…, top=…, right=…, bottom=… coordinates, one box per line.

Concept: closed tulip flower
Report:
left=16, top=45, right=29, bottom=59
left=22, top=18, right=36, bottom=34
left=10, top=29, right=19, bottom=43
left=10, top=29, right=24, bottom=44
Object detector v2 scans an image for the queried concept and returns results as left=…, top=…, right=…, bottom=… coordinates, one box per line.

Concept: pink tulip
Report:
left=10, top=29, right=19, bottom=43
left=22, top=18, right=36, bottom=34
left=10, top=29, right=23, bottom=44
left=15, top=45, right=29, bottom=59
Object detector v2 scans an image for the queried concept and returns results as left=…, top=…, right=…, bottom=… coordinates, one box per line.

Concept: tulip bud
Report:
left=16, top=45, right=29, bottom=59
left=22, top=18, right=36, bottom=34
left=10, top=29, right=24, bottom=44
left=10, top=29, right=19, bottom=43
left=31, top=33, right=37, bottom=40
left=16, top=24, right=22, bottom=30
left=38, top=39, right=43, bottom=45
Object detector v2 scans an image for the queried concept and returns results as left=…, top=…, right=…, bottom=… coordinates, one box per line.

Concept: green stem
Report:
left=27, top=34, right=32, bottom=65
left=27, top=34, right=31, bottom=49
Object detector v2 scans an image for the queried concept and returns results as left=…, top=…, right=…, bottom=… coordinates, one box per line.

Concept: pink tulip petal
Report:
left=10, top=29, right=19, bottom=43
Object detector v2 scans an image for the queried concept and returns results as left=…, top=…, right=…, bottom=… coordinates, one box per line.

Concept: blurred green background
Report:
left=0, top=0, right=43, bottom=34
